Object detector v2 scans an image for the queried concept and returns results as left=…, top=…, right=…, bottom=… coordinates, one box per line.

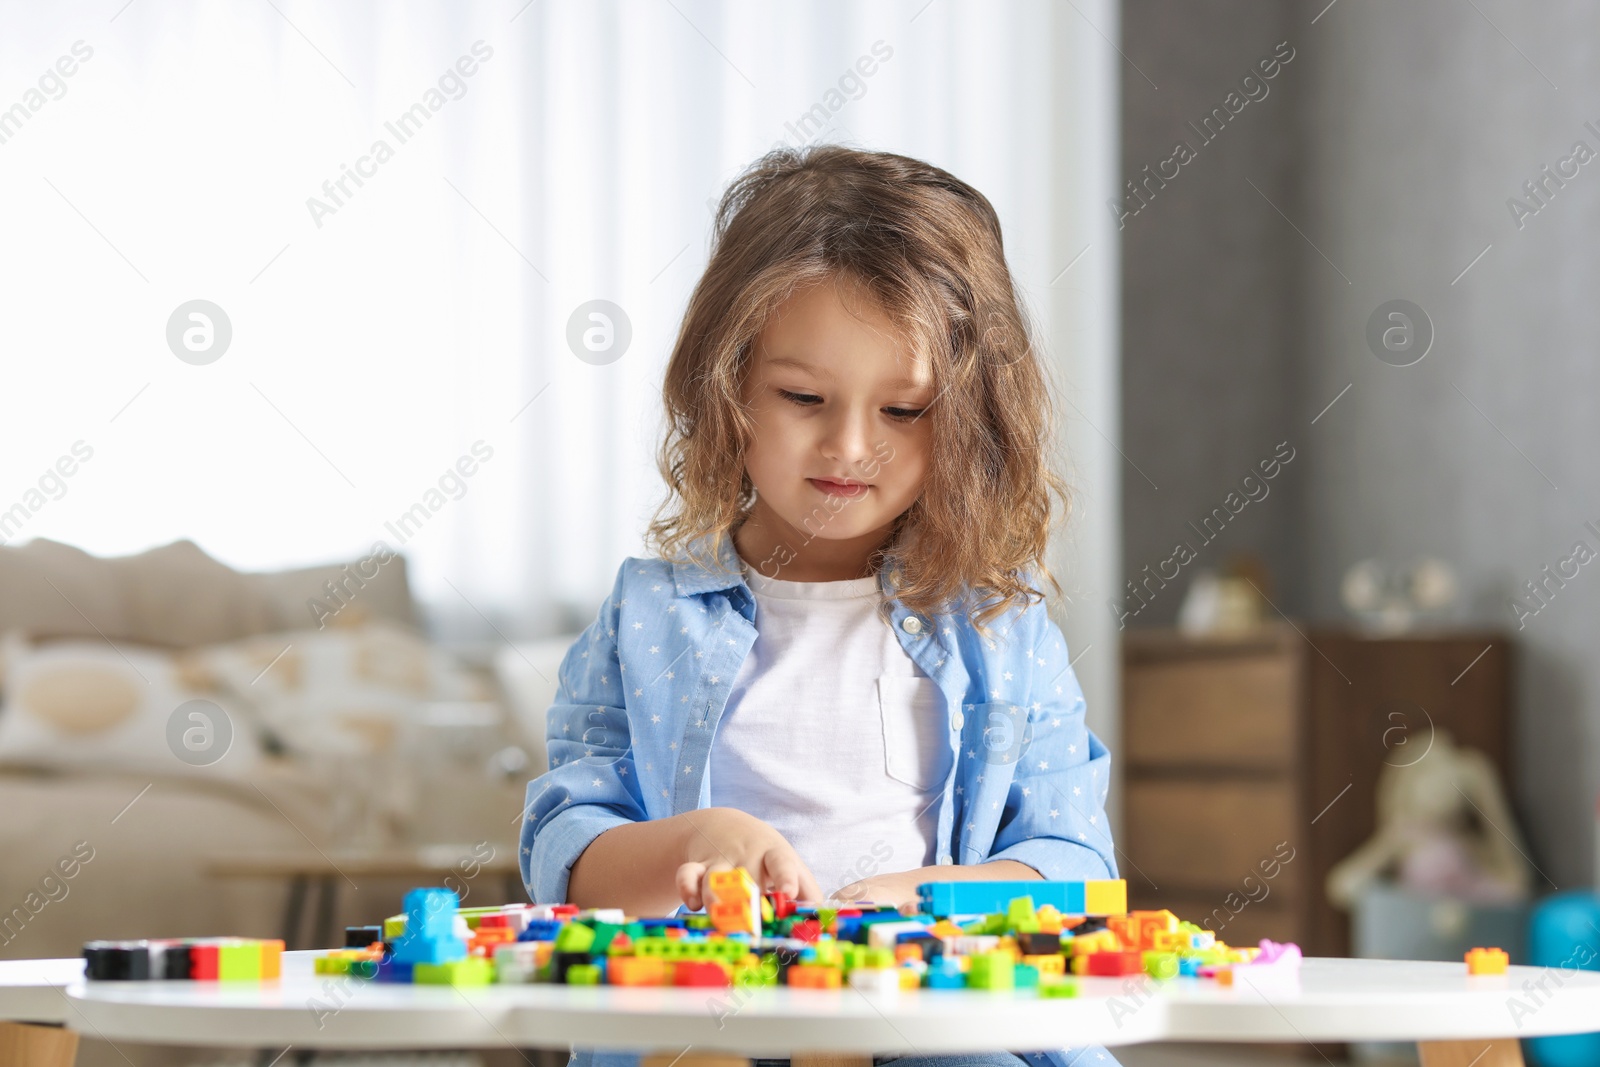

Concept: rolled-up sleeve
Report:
left=518, top=563, right=649, bottom=905
left=987, top=593, right=1118, bottom=882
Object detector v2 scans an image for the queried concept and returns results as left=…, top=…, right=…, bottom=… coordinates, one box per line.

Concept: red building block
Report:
left=673, top=961, right=731, bottom=987
left=1085, top=951, right=1144, bottom=977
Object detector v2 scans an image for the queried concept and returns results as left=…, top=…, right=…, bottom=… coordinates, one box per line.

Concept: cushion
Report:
left=0, top=538, right=416, bottom=649
left=189, top=620, right=496, bottom=758
left=0, top=631, right=261, bottom=777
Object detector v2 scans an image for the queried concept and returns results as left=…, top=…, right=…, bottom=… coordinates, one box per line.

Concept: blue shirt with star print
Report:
left=518, top=527, right=1120, bottom=1067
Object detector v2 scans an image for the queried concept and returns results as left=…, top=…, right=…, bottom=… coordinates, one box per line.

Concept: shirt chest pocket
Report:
left=876, top=674, right=952, bottom=791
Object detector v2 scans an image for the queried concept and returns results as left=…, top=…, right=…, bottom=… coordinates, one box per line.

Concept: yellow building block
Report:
left=1023, top=954, right=1066, bottom=977
left=1083, top=880, right=1127, bottom=916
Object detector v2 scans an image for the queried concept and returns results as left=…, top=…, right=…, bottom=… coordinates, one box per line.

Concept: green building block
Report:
left=566, top=964, right=601, bottom=985
left=554, top=923, right=597, bottom=953
left=1006, top=896, right=1038, bottom=932
left=967, top=951, right=1015, bottom=991
left=218, top=942, right=262, bottom=980
left=862, top=947, right=894, bottom=970
left=383, top=914, right=407, bottom=940
left=350, top=959, right=378, bottom=979
left=1013, top=963, right=1040, bottom=989
left=414, top=958, right=493, bottom=986
left=1143, top=951, right=1179, bottom=979
left=810, top=941, right=844, bottom=966
left=1039, top=977, right=1079, bottom=999
left=314, top=956, right=351, bottom=976
left=592, top=921, right=620, bottom=953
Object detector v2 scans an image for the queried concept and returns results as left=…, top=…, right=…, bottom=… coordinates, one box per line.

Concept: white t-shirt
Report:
left=707, top=562, right=953, bottom=899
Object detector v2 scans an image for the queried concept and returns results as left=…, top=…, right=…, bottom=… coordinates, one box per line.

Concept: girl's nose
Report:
left=818, top=407, right=879, bottom=469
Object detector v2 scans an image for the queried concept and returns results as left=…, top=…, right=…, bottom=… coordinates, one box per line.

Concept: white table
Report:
left=3, top=952, right=1598, bottom=1067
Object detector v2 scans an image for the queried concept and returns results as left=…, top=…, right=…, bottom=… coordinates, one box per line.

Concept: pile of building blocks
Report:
left=82, top=938, right=285, bottom=980
left=303, top=871, right=1302, bottom=995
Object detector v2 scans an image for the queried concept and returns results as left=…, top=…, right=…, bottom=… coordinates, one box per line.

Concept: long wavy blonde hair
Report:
left=645, top=145, right=1071, bottom=639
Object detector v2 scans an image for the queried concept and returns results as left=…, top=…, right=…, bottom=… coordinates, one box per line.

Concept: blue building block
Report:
left=925, top=957, right=965, bottom=989
left=915, top=880, right=1126, bottom=917
left=518, top=920, right=564, bottom=942
left=393, top=888, right=466, bottom=965
left=374, top=958, right=414, bottom=983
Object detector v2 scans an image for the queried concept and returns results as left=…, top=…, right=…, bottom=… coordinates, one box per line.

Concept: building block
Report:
left=1085, top=951, right=1144, bottom=977
left=191, top=942, right=219, bottom=980
left=414, top=957, right=493, bottom=986
left=848, top=967, right=900, bottom=994
left=393, top=889, right=467, bottom=965
left=1023, top=953, right=1066, bottom=977
left=1142, top=951, right=1179, bottom=979
left=345, top=926, right=384, bottom=948
left=967, top=952, right=1015, bottom=991
left=787, top=964, right=842, bottom=989
left=554, top=923, right=596, bottom=953
left=1466, top=947, right=1509, bottom=975
left=924, top=957, right=965, bottom=989
left=566, top=963, right=602, bottom=985
left=1018, top=932, right=1062, bottom=956
left=607, top=955, right=668, bottom=986
left=672, top=960, right=731, bottom=987
left=261, top=940, right=284, bottom=979
left=82, top=942, right=151, bottom=981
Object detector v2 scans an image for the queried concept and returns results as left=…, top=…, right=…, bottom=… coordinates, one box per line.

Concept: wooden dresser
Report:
left=1120, top=623, right=1514, bottom=958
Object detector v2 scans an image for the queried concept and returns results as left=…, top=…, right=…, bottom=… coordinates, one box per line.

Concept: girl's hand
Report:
left=829, top=868, right=927, bottom=909
left=673, top=806, right=823, bottom=911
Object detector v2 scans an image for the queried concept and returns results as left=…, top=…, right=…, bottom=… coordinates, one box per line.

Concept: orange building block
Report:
left=787, top=964, right=842, bottom=989
left=608, top=956, right=668, bottom=986
left=1466, top=947, right=1509, bottom=975
left=261, top=939, right=284, bottom=979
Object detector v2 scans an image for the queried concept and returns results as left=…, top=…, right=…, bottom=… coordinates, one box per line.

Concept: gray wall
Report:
left=1122, top=0, right=1600, bottom=889
left=1118, top=1, right=1307, bottom=632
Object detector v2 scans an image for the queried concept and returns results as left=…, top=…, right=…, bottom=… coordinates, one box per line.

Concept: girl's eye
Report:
left=777, top=389, right=925, bottom=423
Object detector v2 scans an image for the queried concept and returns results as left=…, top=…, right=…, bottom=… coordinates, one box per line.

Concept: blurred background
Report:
left=1, top=1, right=1597, bottom=1064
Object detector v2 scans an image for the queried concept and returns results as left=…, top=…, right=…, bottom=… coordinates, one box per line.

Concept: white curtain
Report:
left=0, top=0, right=1121, bottom=760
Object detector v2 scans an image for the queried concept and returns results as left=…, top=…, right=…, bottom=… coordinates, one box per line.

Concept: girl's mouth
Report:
left=809, top=478, right=870, bottom=498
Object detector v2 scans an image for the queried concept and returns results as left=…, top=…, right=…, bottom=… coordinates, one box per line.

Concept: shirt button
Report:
left=937, top=855, right=953, bottom=865
left=901, top=616, right=924, bottom=634
left=952, top=710, right=965, bottom=729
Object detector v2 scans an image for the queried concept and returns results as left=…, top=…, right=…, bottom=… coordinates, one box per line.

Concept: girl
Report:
left=520, top=145, right=1119, bottom=1067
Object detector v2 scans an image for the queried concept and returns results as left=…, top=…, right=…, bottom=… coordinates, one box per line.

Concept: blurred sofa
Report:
left=0, top=537, right=533, bottom=961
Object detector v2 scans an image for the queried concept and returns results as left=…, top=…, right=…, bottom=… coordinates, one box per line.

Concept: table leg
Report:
left=0, top=1021, right=79, bottom=1067
left=1417, top=1039, right=1525, bottom=1066
left=283, top=874, right=309, bottom=950
left=312, top=875, right=338, bottom=950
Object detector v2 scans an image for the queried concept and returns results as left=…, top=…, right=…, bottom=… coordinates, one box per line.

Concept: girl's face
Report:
left=736, top=274, right=935, bottom=579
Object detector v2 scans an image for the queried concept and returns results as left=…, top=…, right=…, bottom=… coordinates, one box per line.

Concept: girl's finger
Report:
left=760, top=850, right=804, bottom=899
left=675, top=861, right=708, bottom=911
left=795, top=863, right=824, bottom=904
